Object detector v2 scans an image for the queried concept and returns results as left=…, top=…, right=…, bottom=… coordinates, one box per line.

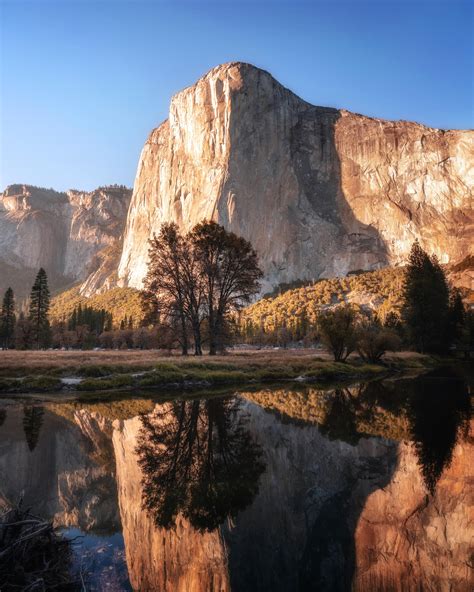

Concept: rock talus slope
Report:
left=119, top=62, right=474, bottom=290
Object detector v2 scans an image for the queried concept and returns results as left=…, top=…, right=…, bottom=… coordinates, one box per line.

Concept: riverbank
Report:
left=0, top=349, right=440, bottom=395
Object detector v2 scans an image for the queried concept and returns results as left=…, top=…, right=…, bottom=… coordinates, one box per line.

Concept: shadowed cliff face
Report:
left=0, top=407, right=120, bottom=532
left=0, top=184, right=132, bottom=299
left=118, top=62, right=473, bottom=290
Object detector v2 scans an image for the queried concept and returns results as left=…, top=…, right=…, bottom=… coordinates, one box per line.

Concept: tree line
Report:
left=1, top=227, right=472, bottom=358
left=313, top=241, right=471, bottom=362
left=1, top=269, right=51, bottom=350
left=0, top=271, right=145, bottom=350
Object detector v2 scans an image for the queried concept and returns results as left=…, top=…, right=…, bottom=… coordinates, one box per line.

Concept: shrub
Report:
left=138, top=370, right=185, bottom=387
left=77, top=374, right=134, bottom=391
left=317, top=306, right=358, bottom=362
left=197, top=370, right=247, bottom=384
left=21, top=376, right=62, bottom=391
left=356, top=321, right=402, bottom=363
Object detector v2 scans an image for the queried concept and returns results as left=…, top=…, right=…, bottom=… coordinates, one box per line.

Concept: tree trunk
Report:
left=180, top=321, right=189, bottom=356
left=191, top=319, right=203, bottom=356
left=208, top=308, right=217, bottom=355
left=194, top=332, right=203, bottom=356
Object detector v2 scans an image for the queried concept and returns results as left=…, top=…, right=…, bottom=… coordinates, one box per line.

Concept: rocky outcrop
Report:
left=0, top=184, right=131, bottom=298
left=118, top=62, right=474, bottom=290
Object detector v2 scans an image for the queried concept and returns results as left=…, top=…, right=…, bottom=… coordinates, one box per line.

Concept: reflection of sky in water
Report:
left=0, top=369, right=471, bottom=591
left=59, top=528, right=131, bottom=591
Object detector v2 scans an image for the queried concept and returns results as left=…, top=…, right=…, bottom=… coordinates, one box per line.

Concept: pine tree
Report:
left=23, top=405, right=45, bottom=451
left=77, top=303, right=83, bottom=326
left=0, top=287, right=16, bottom=348
left=401, top=242, right=450, bottom=353
left=448, top=288, right=465, bottom=344
left=69, top=307, right=77, bottom=330
left=29, top=268, right=51, bottom=349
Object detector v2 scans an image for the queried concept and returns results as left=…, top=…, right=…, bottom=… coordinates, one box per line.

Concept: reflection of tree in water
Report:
left=406, top=369, right=471, bottom=495
left=318, top=387, right=363, bottom=445
left=0, top=409, right=6, bottom=428
left=318, top=372, right=471, bottom=494
left=136, top=397, right=265, bottom=531
left=22, top=406, right=45, bottom=451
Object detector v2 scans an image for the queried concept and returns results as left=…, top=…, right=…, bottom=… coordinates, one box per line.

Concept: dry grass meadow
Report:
left=0, top=348, right=429, bottom=374
left=0, top=348, right=330, bottom=372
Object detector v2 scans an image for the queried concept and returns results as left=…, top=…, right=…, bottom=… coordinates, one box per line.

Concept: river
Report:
left=0, top=366, right=472, bottom=591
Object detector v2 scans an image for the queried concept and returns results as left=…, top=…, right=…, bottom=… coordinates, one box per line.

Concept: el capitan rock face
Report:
left=3, top=63, right=473, bottom=297
left=118, top=62, right=474, bottom=290
left=0, top=184, right=131, bottom=298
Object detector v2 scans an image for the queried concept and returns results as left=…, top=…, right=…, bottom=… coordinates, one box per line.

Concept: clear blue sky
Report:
left=1, top=0, right=472, bottom=192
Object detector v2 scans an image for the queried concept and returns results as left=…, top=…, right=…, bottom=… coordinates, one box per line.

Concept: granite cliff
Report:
left=3, top=63, right=472, bottom=298
left=0, top=184, right=131, bottom=299
left=118, top=62, right=474, bottom=291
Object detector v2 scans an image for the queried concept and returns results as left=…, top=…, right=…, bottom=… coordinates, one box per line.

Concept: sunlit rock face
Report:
left=0, top=184, right=131, bottom=297
left=353, top=420, right=474, bottom=592
left=119, top=62, right=474, bottom=290
left=112, top=414, right=231, bottom=592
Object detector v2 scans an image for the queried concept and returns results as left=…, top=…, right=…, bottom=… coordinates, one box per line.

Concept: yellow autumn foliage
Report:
left=50, top=286, right=144, bottom=327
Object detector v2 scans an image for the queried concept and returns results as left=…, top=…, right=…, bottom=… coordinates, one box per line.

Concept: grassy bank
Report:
left=0, top=350, right=439, bottom=395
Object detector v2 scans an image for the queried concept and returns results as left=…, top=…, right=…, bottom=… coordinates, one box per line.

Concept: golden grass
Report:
left=0, top=349, right=168, bottom=371
left=0, top=348, right=430, bottom=373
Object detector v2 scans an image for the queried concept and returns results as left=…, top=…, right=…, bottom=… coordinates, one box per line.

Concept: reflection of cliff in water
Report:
left=242, top=371, right=472, bottom=591
left=244, top=369, right=472, bottom=496
left=113, top=395, right=399, bottom=591
left=0, top=370, right=471, bottom=591
left=0, top=407, right=120, bottom=533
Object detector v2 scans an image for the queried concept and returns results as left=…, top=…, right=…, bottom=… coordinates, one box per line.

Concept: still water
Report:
left=0, top=367, right=472, bottom=591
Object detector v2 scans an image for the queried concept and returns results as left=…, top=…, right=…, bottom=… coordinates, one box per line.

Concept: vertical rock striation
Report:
left=119, top=62, right=474, bottom=290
